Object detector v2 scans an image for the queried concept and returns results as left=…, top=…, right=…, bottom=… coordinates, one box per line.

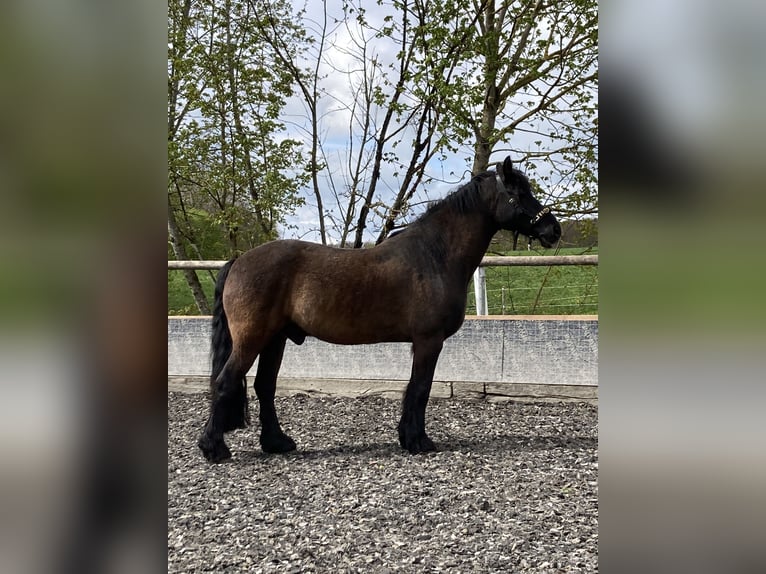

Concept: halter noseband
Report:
left=530, top=206, right=551, bottom=224
left=496, top=173, right=552, bottom=225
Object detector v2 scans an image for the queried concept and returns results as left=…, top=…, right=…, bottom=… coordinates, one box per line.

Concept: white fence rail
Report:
left=168, top=255, right=598, bottom=316
left=167, top=255, right=598, bottom=270
left=168, top=260, right=229, bottom=269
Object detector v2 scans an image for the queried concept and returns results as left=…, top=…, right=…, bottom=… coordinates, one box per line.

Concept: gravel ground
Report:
left=168, top=392, right=598, bottom=573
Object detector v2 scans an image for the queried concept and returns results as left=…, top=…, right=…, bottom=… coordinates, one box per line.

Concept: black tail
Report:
left=210, top=258, right=249, bottom=430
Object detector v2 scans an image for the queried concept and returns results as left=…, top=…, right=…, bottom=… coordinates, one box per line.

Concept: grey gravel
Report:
left=168, top=392, right=598, bottom=573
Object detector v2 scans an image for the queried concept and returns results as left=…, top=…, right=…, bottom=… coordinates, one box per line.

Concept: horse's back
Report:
left=225, top=240, right=320, bottom=309
left=223, top=240, right=414, bottom=344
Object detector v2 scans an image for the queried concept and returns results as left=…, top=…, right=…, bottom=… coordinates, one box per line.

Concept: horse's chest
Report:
left=442, top=304, right=467, bottom=338
left=415, top=278, right=467, bottom=337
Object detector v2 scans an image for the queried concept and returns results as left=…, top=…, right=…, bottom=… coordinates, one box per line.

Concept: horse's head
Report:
left=491, top=156, right=561, bottom=248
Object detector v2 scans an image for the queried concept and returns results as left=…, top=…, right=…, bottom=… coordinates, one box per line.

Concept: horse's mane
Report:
left=382, top=170, right=497, bottom=265
left=382, top=170, right=497, bottom=245
left=416, top=170, right=495, bottom=222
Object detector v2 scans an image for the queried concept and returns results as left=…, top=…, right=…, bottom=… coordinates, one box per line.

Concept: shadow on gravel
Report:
left=234, top=433, right=597, bottom=464
left=236, top=442, right=400, bottom=463
left=439, top=434, right=597, bottom=454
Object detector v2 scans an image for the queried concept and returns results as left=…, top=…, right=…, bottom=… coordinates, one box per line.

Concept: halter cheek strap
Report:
left=498, top=173, right=551, bottom=223
left=497, top=174, right=517, bottom=206
left=496, top=173, right=508, bottom=196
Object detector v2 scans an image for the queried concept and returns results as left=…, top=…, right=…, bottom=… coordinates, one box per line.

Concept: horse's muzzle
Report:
left=538, top=237, right=554, bottom=248
left=536, top=221, right=561, bottom=248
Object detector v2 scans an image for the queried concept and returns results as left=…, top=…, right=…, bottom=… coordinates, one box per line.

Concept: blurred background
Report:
left=0, top=2, right=166, bottom=573
left=600, top=0, right=766, bottom=572
left=0, top=0, right=764, bottom=572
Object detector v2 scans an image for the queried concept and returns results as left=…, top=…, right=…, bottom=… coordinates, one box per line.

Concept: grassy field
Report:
left=168, top=247, right=597, bottom=316
left=168, top=269, right=217, bottom=316
left=467, top=247, right=598, bottom=315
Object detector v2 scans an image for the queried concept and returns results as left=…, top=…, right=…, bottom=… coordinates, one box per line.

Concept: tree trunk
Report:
left=472, top=0, right=500, bottom=175
left=472, top=86, right=498, bottom=174
left=168, top=197, right=211, bottom=314
left=471, top=0, right=545, bottom=175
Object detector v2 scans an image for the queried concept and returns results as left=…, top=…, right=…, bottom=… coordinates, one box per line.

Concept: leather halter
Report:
left=496, top=173, right=552, bottom=225
left=530, top=206, right=551, bottom=224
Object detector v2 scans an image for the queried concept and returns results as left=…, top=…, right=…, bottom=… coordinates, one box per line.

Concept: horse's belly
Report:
left=295, top=313, right=409, bottom=345
left=289, top=274, right=411, bottom=344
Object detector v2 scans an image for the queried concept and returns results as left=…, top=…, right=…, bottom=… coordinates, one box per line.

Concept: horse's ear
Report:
left=502, top=156, right=513, bottom=178
left=498, top=156, right=514, bottom=184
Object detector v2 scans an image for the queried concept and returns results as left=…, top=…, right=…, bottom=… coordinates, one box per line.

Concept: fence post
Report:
left=473, top=267, right=488, bottom=316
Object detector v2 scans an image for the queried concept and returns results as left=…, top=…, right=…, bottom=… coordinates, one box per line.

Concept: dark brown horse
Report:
left=198, top=157, right=561, bottom=462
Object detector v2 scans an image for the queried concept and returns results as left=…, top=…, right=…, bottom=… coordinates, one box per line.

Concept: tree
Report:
left=463, top=0, right=598, bottom=220
left=168, top=0, right=598, bottom=265
left=286, top=0, right=597, bottom=244
left=168, top=0, right=308, bottom=310
left=252, top=0, right=489, bottom=246
left=168, top=0, right=209, bottom=313
left=248, top=0, right=334, bottom=244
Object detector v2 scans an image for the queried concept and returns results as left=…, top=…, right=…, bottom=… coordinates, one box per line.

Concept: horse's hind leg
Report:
left=198, top=346, right=258, bottom=463
left=254, top=334, right=296, bottom=453
left=398, top=337, right=443, bottom=454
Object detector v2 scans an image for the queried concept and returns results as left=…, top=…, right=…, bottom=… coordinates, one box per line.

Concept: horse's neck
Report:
left=431, top=209, right=497, bottom=279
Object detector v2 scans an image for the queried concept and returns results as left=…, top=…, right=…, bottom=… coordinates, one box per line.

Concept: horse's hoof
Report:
left=400, top=432, right=437, bottom=454
left=198, top=435, right=232, bottom=463
left=261, top=431, right=297, bottom=454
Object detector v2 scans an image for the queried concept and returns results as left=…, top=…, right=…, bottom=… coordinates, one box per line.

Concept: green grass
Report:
left=168, top=270, right=216, bottom=315
left=168, top=246, right=598, bottom=316
left=467, top=247, right=598, bottom=315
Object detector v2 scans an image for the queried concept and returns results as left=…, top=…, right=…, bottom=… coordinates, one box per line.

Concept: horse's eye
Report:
left=508, top=197, right=516, bottom=205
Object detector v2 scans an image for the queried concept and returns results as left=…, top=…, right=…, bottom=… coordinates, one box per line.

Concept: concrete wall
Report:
left=168, top=316, right=597, bottom=401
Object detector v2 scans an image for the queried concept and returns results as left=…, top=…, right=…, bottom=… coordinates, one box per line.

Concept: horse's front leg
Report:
left=399, top=337, right=443, bottom=454
left=254, top=335, right=296, bottom=454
